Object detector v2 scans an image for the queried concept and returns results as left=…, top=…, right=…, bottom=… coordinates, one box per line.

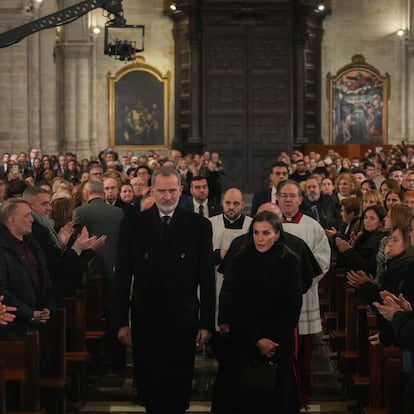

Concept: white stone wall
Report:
left=0, top=0, right=174, bottom=159
left=321, top=0, right=410, bottom=145
left=0, top=0, right=58, bottom=155
left=90, top=0, right=174, bottom=158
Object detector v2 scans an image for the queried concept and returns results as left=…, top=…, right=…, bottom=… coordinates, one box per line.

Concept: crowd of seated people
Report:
left=1, top=144, right=414, bottom=413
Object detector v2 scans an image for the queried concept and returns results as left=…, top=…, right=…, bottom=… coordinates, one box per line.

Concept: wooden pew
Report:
left=0, top=359, right=42, bottom=414
left=362, top=314, right=404, bottom=414
left=84, top=276, right=106, bottom=377
left=329, top=270, right=347, bottom=358
left=39, top=307, right=67, bottom=414
left=63, top=290, right=90, bottom=407
left=0, top=330, right=40, bottom=412
left=363, top=346, right=403, bottom=414
left=349, top=307, right=371, bottom=408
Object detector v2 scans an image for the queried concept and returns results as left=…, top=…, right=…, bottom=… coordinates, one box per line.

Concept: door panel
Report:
left=204, top=27, right=293, bottom=193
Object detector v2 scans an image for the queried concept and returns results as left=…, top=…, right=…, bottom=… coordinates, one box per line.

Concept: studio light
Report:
left=169, top=3, right=177, bottom=11
left=397, top=29, right=405, bottom=37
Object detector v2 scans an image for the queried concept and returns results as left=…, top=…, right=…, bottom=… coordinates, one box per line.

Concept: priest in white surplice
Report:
left=277, top=180, right=331, bottom=406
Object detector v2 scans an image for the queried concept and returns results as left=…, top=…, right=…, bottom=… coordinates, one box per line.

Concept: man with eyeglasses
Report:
left=89, top=163, right=104, bottom=181
left=277, top=180, right=331, bottom=407
left=404, top=171, right=414, bottom=191
left=250, top=161, right=289, bottom=216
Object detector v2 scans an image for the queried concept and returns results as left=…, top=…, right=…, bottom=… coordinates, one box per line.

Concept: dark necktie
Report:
left=161, top=216, right=171, bottom=226
left=198, top=204, right=204, bottom=217
left=161, top=216, right=170, bottom=241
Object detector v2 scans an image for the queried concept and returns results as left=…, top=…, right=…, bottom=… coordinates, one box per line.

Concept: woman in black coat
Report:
left=228, top=211, right=303, bottom=414
left=335, top=205, right=387, bottom=277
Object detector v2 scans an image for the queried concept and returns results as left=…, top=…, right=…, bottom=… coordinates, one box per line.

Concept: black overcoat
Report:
left=112, top=205, right=215, bottom=411
left=0, top=225, right=55, bottom=340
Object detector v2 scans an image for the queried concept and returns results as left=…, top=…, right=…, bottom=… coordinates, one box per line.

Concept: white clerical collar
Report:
left=224, top=214, right=242, bottom=224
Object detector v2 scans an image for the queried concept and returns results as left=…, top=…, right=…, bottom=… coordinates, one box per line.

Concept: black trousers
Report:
left=103, top=278, right=126, bottom=370
left=209, top=332, right=240, bottom=414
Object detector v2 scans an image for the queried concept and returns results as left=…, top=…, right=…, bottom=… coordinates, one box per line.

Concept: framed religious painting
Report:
left=327, top=55, right=390, bottom=145
left=108, top=57, right=171, bottom=150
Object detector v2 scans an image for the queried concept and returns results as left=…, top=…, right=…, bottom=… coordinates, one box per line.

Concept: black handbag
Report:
left=239, top=357, right=278, bottom=392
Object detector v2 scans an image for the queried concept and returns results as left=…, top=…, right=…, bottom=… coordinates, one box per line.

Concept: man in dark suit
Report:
left=103, top=176, right=135, bottom=216
left=182, top=175, right=222, bottom=217
left=112, top=167, right=215, bottom=414
left=0, top=152, right=9, bottom=178
left=250, top=161, right=289, bottom=216
left=74, top=179, right=124, bottom=371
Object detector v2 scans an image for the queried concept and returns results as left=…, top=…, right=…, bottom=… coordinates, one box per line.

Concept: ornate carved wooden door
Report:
left=203, top=15, right=293, bottom=192
left=167, top=1, right=327, bottom=193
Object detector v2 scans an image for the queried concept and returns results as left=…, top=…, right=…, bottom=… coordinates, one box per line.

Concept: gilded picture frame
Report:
left=327, top=55, right=390, bottom=145
left=108, top=57, right=171, bottom=150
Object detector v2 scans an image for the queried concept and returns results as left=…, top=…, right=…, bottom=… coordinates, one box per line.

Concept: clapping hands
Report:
left=373, top=290, right=412, bottom=321
left=346, top=270, right=375, bottom=288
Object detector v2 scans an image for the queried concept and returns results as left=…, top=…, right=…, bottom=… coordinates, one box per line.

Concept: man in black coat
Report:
left=250, top=161, right=289, bottom=216
left=300, top=176, right=341, bottom=230
left=112, top=167, right=215, bottom=414
left=0, top=198, right=55, bottom=341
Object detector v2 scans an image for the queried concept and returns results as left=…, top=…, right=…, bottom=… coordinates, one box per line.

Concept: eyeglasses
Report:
left=279, top=193, right=300, bottom=199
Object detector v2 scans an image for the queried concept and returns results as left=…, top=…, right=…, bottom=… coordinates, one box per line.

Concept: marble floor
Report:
left=81, top=335, right=351, bottom=414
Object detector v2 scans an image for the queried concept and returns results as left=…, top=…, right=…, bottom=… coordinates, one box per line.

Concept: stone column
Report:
left=57, top=0, right=93, bottom=158
left=406, top=38, right=414, bottom=143
left=60, top=43, right=93, bottom=156
left=0, top=4, right=33, bottom=154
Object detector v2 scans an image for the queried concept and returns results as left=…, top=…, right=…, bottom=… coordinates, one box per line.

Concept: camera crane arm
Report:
left=0, top=0, right=125, bottom=49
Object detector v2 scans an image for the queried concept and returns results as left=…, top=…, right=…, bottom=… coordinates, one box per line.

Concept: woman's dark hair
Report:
left=360, top=205, right=387, bottom=233
left=390, top=226, right=414, bottom=264
left=380, top=178, right=400, bottom=194
left=384, top=189, right=403, bottom=208
left=247, top=211, right=295, bottom=257
left=361, top=179, right=376, bottom=191
left=5, top=179, right=28, bottom=199
left=250, top=211, right=284, bottom=237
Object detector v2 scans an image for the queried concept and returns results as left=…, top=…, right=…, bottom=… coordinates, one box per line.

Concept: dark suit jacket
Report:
left=112, top=205, right=215, bottom=409
left=180, top=197, right=223, bottom=217
left=74, top=198, right=124, bottom=279
left=250, top=188, right=272, bottom=216
left=0, top=164, right=7, bottom=178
